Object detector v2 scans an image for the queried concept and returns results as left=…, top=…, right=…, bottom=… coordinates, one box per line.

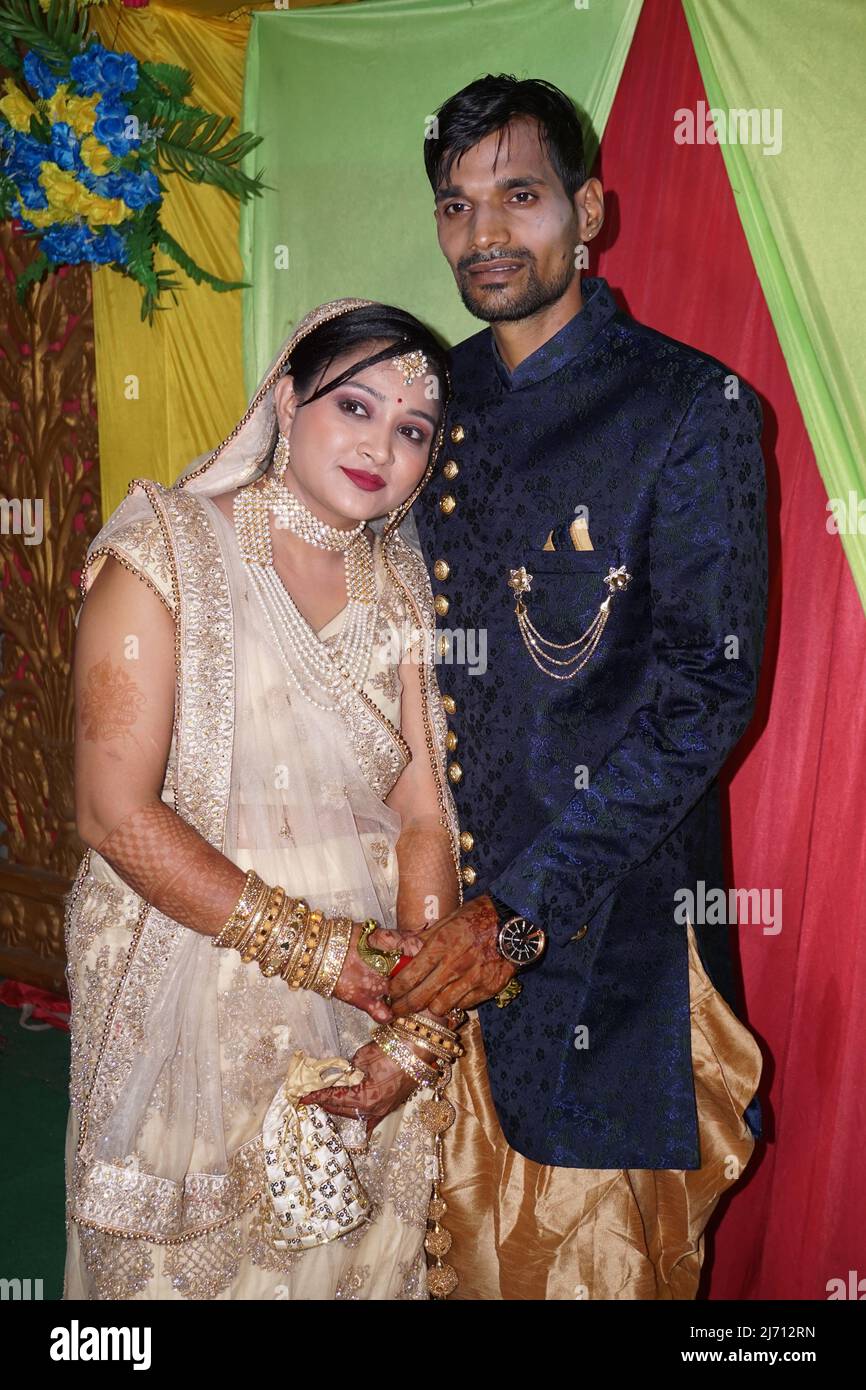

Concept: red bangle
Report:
left=390, top=954, right=414, bottom=977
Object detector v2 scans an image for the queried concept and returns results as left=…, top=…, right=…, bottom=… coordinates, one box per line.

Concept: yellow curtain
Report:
left=91, top=0, right=361, bottom=518
left=90, top=2, right=250, bottom=516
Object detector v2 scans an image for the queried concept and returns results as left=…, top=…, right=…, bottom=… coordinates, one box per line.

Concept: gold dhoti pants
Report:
left=439, top=923, right=763, bottom=1300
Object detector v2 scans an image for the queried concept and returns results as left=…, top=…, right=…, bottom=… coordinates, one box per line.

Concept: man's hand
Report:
left=299, top=1040, right=419, bottom=1136
left=332, top=924, right=423, bottom=1023
left=388, top=895, right=515, bottom=1015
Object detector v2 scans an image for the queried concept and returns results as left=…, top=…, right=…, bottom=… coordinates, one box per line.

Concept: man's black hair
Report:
left=423, top=74, right=587, bottom=201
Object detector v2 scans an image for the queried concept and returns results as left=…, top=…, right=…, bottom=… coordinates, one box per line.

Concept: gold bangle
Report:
left=231, top=879, right=274, bottom=958
left=405, top=1012, right=461, bottom=1043
left=240, top=885, right=285, bottom=963
left=395, top=1020, right=464, bottom=1062
left=285, top=909, right=325, bottom=988
left=371, top=1024, right=444, bottom=1088
left=258, top=895, right=305, bottom=977
left=307, top=915, right=353, bottom=999
left=212, top=869, right=266, bottom=948
left=302, top=909, right=330, bottom=989
left=273, top=900, right=315, bottom=982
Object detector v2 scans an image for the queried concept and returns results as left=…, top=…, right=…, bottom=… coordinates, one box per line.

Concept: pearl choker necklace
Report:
left=258, top=472, right=366, bottom=552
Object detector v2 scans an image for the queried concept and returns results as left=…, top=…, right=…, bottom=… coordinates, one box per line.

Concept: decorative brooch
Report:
left=507, top=564, right=632, bottom=680
left=392, top=349, right=428, bottom=385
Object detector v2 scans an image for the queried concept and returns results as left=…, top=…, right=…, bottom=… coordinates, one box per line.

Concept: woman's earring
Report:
left=273, top=431, right=291, bottom=483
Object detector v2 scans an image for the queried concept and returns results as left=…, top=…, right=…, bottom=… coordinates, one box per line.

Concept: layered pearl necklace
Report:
left=233, top=472, right=380, bottom=711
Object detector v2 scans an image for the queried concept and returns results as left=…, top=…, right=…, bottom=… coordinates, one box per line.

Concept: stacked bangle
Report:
left=213, top=874, right=355, bottom=1000
left=212, top=870, right=268, bottom=949
left=307, top=915, right=353, bottom=999
left=371, top=1023, right=449, bottom=1089
left=396, top=1014, right=464, bottom=1063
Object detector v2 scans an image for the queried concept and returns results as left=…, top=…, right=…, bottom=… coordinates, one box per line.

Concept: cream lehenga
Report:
left=63, top=299, right=463, bottom=1300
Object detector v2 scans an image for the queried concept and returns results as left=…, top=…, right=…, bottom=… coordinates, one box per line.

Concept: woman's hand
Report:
left=331, top=924, right=424, bottom=1024
left=299, top=1040, right=420, bottom=1136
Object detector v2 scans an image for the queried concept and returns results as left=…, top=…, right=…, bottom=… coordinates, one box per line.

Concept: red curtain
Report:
left=589, top=0, right=866, bottom=1299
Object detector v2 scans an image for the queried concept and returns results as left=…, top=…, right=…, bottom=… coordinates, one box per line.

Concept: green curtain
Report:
left=683, top=0, right=866, bottom=613
left=240, top=0, right=642, bottom=394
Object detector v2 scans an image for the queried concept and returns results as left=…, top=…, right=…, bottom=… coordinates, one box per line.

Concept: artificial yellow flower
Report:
left=84, top=194, right=131, bottom=227
left=46, top=84, right=102, bottom=137
left=79, top=133, right=114, bottom=176
left=38, top=163, right=132, bottom=227
left=19, top=205, right=66, bottom=228
left=0, top=77, right=39, bottom=133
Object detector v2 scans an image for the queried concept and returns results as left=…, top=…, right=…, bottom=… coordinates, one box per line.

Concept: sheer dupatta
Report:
left=66, top=300, right=461, bottom=1248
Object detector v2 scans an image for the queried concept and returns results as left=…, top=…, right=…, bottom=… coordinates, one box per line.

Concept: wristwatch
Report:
left=487, top=894, right=547, bottom=970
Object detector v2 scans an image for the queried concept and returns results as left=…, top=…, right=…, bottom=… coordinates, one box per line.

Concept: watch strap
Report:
left=487, top=892, right=521, bottom=926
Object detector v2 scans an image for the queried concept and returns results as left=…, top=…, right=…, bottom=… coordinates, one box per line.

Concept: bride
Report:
left=64, top=298, right=465, bottom=1300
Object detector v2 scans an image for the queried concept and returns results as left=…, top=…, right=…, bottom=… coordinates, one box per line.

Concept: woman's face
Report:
left=272, top=342, right=443, bottom=528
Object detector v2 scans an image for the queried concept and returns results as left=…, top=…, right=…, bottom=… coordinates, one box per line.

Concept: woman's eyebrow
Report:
left=342, top=380, right=437, bottom=427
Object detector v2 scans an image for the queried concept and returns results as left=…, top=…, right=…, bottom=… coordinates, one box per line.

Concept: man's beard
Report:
left=456, top=254, right=576, bottom=324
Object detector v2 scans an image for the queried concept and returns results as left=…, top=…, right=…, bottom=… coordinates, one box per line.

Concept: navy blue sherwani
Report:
left=414, top=275, right=767, bottom=1169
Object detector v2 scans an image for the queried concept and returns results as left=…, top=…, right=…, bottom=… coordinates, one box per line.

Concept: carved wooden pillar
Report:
left=0, top=220, right=101, bottom=993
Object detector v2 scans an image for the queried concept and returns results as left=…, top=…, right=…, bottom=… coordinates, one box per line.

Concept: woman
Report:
left=64, top=298, right=464, bottom=1300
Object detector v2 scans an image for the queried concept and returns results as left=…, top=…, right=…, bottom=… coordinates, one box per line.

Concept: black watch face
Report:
left=499, top=918, right=545, bottom=966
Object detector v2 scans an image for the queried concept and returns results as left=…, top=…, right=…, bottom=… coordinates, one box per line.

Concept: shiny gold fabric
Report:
left=440, top=923, right=763, bottom=1300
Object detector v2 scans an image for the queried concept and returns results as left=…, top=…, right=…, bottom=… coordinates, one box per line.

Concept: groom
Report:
left=389, top=75, right=768, bottom=1298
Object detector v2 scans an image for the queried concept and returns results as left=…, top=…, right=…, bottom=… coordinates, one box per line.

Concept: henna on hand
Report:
left=388, top=895, right=515, bottom=1016
left=300, top=1040, right=417, bottom=1134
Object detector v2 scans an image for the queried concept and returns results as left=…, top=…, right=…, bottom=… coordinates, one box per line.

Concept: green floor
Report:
left=0, top=997, right=69, bottom=1300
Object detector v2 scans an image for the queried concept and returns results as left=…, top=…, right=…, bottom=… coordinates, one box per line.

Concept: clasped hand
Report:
left=306, top=898, right=515, bottom=1129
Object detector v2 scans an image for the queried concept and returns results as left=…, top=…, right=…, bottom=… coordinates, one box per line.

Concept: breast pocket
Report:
left=508, top=551, right=627, bottom=675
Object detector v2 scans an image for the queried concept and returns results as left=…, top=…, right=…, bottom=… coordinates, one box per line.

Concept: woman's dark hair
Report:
left=423, top=74, right=586, bottom=201
left=286, top=304, right=450, bottom=414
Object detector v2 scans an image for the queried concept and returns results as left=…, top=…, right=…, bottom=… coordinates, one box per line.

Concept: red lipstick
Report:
left=340, top=467, right=386, bottom=492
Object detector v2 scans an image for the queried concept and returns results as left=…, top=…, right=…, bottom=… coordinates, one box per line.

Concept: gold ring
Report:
left=356, top=919, right=401, bottom=977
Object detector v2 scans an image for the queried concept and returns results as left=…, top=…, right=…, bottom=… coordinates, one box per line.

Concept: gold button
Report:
left=434, top=594, right=450, bottom=617
left=445, top=730, right=458, bottom=751
left=447, top=761, right=463, bottom=784
left=461, top=866, right=477, bottom=886
left=439, top=494, right=456, bottom=515
left=450, top=424, right=465, bottom=443
left=433, top=559, right=450, bottom=581
left=442, top=694, right=457, bottom=715
left=443, top=460, right=459, bottom=480
left=459, top=831, right=474, bottom=852
left=570, top=924, right=589, bottom=942
left=437, top=635, right=449, bottom=658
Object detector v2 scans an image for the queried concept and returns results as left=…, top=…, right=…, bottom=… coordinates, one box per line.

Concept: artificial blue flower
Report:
left=48, top=122, right=82, bottom=174
left=41, top=223, right=90, bottom=264
left=13, top=177, right=49, bottom=210
left=70, top=43, right=139, bottom=99
left=93, top=98, right=139, bottom=157
left=3, top=131, right=51, bottom=179
left=23, top=51, right=60, bottom=101
left=115, top=168, right=160, bottom=209
left=90, top=226, right=129, bottom=265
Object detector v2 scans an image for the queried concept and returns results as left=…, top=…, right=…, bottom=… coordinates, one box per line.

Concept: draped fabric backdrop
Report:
left=91, top=1, right=250, bottom=516
left=590, top=0, right=866, bottom=1300
left=239, top=0, right=642, bottom=395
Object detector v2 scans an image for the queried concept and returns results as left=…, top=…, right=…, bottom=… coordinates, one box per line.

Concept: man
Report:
left=389, top=75, right=767, bottom=1300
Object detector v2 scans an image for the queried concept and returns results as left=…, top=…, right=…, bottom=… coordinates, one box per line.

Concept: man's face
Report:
left=433, top=117, right=585, bottom=323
